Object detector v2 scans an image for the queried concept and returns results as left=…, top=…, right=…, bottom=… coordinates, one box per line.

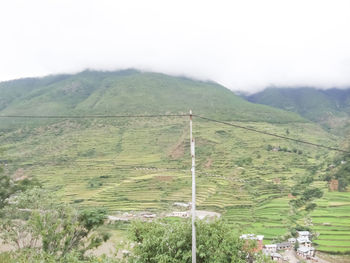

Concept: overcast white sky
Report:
left=0, top=0, right=350, bottom=92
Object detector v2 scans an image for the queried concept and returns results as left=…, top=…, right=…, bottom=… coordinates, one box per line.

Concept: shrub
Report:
left=127, top=219, right=272, bottom=263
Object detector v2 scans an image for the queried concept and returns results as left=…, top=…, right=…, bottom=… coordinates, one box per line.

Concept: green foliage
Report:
left=0, top=188, right=109, bottom=260
left=128, top=219, right=270, bottom=263
left=0, top=250, right=120, bottom=263
left=0, top=70, right=347, bottom=254
left=266, top=144, right=303, bottom=154
left=305, top=203, right=317, bottom=211
left=333, top=157, right=350, bottom=191
left=0, top=173, right=12, bottom=209
left=235, top=157, right=253, bottom=166
left=247, top=87, right=350, bottom=123
left=79, top=208, right=107, bottom=231
left=290, top=188, right=323, bottom=208
left=294, top=241, right=299, bottom=251
left=303, top=188, right=323, bottom=200
left=0, top=166, right=40, bottom=209
left=0, top=70, right=304, bottom=125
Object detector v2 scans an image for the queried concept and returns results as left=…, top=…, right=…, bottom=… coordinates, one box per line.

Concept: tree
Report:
left=0, top=187, right=109, bottom=260
left=0, top=169, right=12, bottom=209
left=127, top=219, right=272, bottom=263
left=305, top=203, right=317, bottom=211
left=302, top=188, right=323, bottom=200
left=294, top=240, right=299, bottom=251
left=0, top=155, right=40, bottom=210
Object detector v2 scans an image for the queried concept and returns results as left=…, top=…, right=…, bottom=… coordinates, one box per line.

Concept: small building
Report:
left=329, top=179, right=339, bottom=191
left=288, top=237, right=296, bottom=244
left=276, top=242, right=291, bottom=250
left=297, top=246, right=315, bottom=258
left=270, top=252, right=283, bottom=262
left=264, top=244, right=277, bottom=253
left=297, top=231, right=310, bottom=238
left=297, top=236, right=312, bottom=247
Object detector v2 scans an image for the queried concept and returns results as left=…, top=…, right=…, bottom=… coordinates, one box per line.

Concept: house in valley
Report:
left=270, top=252, right=283, bottom=262
left=276, top=242, right=292, bottom=250
left=297, top=246, right=315, bottom=259
left=263, top=244, right=277, bottom=253
left=288, top=237, right=296, bottom=244
left=297, top=231, right=310, bottom=238
left=297, top=236, right=312, bottom=247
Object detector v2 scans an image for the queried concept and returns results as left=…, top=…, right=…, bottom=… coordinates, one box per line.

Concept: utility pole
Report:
left=190, top=110, right=196, bottom=263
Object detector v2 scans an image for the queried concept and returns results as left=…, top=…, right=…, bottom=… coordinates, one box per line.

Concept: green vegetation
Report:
left=246, top=87, right=350, bottom=127
left=0, top=70, right=304, bottom=125
left=0, top=149, right=40, bottom=209
left=0, top=188, right=109, bottom=261
left=311, top=191, right=350, bottom=254
left=332, top=156, right=350, bottom=191
left=0, top=251, right=119, bottom=263
left=128, top=219, right=272, bottom=263
left=0, top=70, right=349, bottom=256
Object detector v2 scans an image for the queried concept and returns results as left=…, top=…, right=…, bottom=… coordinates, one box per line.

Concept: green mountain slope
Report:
left=0, top=71, right=349, bottom=254
left=247, top=87, right=350, bottom=123
left=0, top=70, right=304, bottom=123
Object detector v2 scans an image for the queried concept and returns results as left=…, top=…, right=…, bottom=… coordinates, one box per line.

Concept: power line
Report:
left=0, top=113, right=348, bottom=154
left=193, top=114, right=350, bottom=154
left=0, top=114, right=189, bottom=119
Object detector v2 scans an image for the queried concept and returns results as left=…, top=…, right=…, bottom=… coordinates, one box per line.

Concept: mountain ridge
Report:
left=246, top=87, right=350, bottom=124
left=0, top=70, right=305, bottom=124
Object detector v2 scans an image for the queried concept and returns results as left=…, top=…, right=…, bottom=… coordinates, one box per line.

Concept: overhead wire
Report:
left=0, top=113, right=348, bottom=154
left=0, top=114, right=189, bottom=119
left=193, top=114, right=350, bottom=154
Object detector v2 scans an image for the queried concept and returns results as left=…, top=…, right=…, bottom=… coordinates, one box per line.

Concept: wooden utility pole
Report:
left=190, top=110, right=196, bottom=263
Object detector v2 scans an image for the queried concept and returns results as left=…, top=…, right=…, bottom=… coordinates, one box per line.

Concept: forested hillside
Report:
left=0, top=70, right=304, bottom=124
left=0, top=71, right=349, bottom=255
left=247, top=87, right=350, bottom=128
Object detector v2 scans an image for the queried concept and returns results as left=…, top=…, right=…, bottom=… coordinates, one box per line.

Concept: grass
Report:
left=0, top=70, right=349, bottom=254
left=311, top=191, right=350, bottom=254
left=1, top=116, right=347, bottom=254
left=247, top=87, right=350, bottom=123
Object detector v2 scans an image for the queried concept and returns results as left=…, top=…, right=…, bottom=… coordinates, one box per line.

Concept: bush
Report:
left=0, top=250, right=120, bottom=263
left=128, top=219, right=271, bottom=263
left=305, top=203, right=317, bottom=211
left=0, top=188, right=109, bottom=260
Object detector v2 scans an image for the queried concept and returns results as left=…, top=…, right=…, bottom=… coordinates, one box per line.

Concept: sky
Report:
left=0, top=0, right=350, bottom=92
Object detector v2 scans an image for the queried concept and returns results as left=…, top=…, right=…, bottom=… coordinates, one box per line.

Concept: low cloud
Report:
left=0, top=0, right=350, bottom=92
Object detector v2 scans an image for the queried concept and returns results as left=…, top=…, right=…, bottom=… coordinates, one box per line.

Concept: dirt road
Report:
left=282, top=250, right=332, bottom=263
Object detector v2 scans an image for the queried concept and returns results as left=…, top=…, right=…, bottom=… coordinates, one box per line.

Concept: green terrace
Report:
left=1, top=116, right=348, bottom=253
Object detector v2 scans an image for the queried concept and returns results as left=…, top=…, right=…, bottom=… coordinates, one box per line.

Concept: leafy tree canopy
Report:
left=0, top=187, right=109, bottom=261
left=127, top=219, right=272, bottom=263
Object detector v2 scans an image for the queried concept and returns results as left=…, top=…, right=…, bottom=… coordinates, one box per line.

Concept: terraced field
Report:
left=311, top=191, right=350, bottom=253
left=2, top=116, right=347, bottom=252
